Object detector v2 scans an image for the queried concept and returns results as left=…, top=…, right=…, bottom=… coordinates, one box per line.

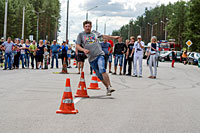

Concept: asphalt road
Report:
left=0, top=60, right=200, bottom=133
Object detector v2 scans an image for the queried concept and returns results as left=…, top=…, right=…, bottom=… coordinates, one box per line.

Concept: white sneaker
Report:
left=107, top=90, right=112, bottom=96
left=106, top=87, right=115, bottom=96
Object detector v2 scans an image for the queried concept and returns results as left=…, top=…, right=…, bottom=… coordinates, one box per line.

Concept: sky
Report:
left=58, top=0, right=183, bottom=43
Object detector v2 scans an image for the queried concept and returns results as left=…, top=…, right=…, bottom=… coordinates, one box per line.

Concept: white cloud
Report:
left=58, top=0, right=186, bottom=43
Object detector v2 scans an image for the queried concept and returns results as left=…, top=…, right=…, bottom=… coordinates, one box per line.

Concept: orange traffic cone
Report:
left=87, top=71, right=101, bottom=90
left=75, top=72, right=89, bottom=98
left=73, top=60, right=77, bottom=66
left=56, top=78, right=78, bottom=114
left=61, top=57, right=68, bottom=74
left=97, top=77, right=101, bottom=82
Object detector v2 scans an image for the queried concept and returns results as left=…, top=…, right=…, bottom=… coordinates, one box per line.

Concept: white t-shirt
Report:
left=134, top=41, right=145, bottom=55
left=20, top=43, right=26, bottom=54
left=67, top=44, right=71, bottom=54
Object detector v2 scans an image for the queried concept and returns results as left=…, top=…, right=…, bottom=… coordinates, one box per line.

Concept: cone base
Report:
left=56, top=109, right=78, bottom=114
left=74, top=94, right=89, bottom=98
left=87, top=87, right=101, bottom=90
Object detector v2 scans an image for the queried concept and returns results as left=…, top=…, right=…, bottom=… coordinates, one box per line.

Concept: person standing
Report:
left=2, top=37, right=15, bottom=70
left=171, top=49, right=176, bottom=68
left=126, top=36, right=135, bottom=76
left=61, top=41, right=68, bottom=66
left=67, top=41, right=72, bottom=68
left=25, top=39, right=30, bottom=68
left=36, top=40, right=46, bottom=69
left=46, top=41, right=51, bottom=65
left=113, top=37, right=127, bottom=75
left=148, top=36, right=159, bottom=79
left=20, top=39, right=26, bottom=69
left=13, top=39, right=21, bottom=69
left=108, top=40, right=114, bottom=73
left=50, top=40, right=60, bottom=69
left=132, top=35, right=144, bottom=77
left=76, top=44, right=87, bottom=74
left=100, top=39, right=111, bottom=70
left=182, top=50, right=188, bottom=65
left=76, top=20, right=119, bottom=96
left=0, top=37, right=4, bottom=68
left=29, top=40, right=37, bottom=69
left=43, top=48, right=49, bottom=69
left=123, top=39, right=130, bottom=75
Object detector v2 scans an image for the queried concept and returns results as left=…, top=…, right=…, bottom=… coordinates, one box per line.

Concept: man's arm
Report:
left=76, top=44, right=89, bottom=54
left=102, top=35, right=120, bottom=40
left=138, top=41, right=144, bottom=49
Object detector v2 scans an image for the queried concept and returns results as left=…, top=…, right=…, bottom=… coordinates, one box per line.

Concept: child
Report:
left=43, top=48, right=49, bottom=69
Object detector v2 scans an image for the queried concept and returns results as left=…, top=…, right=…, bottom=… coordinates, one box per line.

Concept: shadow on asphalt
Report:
left=89, top=95, right=115, bottom=99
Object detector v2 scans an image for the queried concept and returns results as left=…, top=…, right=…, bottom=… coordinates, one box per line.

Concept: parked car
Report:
left=188, top=52, right=200, bottom=65
left=159, top=51, right=172, bottom=62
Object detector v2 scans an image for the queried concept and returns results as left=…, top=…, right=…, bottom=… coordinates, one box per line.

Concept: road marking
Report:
left=74, top=97, right=82, bottom=104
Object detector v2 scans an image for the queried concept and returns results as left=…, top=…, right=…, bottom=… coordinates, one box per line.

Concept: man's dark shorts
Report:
left=77, top=53, right=87, bottom=62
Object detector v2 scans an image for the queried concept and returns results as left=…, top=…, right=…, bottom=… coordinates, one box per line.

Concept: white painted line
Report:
left=74, top=97, right=82, bottom=104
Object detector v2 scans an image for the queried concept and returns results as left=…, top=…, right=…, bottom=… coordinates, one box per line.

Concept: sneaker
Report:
left=106, top=87, right=115, bottom=96
left=126, top=73, right=131, bottom=76
left=109, top=71, right=112, bottom=73
left=132, top=75, right=137, bottom=77
left=112, top=72, right=116, bottom=75
left=138, top=76, right=142, bottom=78
left=106, top=91, right=112, bottom=96
left=119, top=73, right=122, bottom=75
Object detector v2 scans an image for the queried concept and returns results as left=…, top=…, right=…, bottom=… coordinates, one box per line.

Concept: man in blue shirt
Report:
left=100, top=39, right=111, bottom=69
left=2, top=37, right=15, bottom=70
left=50, top=40, right=61, bottom=68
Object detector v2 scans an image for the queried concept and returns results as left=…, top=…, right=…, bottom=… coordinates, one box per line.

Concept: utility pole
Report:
left=136, top=25, right=142, bottom=36
left=3, top=0, right=8, bottom=40
left=161, top=18, right=168, bottom=40
left=86, top=6, right=98, bottom=20
left=148, top=22, right=157, bottom=37
left=52, top=16, right=59, bottom=41
left=96, top=14, right=105, bottom=31
left=32, top=10, right=45, bottom=43
left=22, top=6, right=25, bottom=39
left=66, top=0, right=69, bottom=43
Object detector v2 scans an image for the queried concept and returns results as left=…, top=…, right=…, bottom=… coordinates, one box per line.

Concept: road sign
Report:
left=29, top=35, right=33, bottom=41
left=186, top=40, right=193, bottom=47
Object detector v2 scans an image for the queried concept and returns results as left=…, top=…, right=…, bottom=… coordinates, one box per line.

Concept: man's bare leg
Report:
left=109, top=62, right=112, bottom=72
left=101, top=72, right=115, bottom=95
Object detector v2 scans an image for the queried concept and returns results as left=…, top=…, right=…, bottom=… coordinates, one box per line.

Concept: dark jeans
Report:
left=4, top=53, right=12, bottom=69
left=14, top=52, right=20, bottom=68
left=61, top=54, right=68, bottom=66
left=51, top=53, right=58, bottom=68
left=30, top=53, right=37, bottom=69
left=127, top=57, right=133, bottom=75
left=123, top=57, right=128, bottom=74
left=20, top=54, right=25, bottom=68
left=25, top=53, right=30, bottom=68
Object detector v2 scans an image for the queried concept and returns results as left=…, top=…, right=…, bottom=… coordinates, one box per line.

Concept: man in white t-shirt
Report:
left=132, top=35, right=144, bottom=77
left=67, top=40, right=72, bottom=68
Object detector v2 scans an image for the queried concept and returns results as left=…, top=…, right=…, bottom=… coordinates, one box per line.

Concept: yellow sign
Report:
left=186, top=40, right=193, bottom=47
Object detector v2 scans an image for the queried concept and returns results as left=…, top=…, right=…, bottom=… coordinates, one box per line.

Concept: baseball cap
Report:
left=1, top=37, right=4, bottom=40
left=137, top=35, right=142, bottom=39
